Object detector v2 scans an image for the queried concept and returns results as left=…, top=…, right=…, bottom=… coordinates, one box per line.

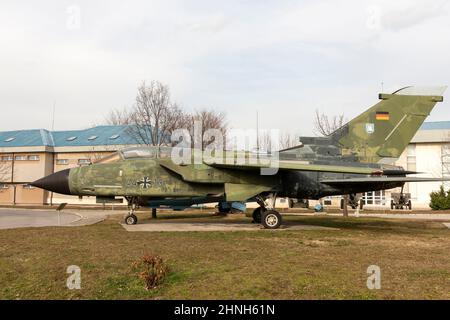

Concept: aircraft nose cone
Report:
left=31, top=169, right=71, bottom=195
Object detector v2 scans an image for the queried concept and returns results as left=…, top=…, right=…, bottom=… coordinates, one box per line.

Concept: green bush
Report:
left=429, top=185, right=450, bottom=210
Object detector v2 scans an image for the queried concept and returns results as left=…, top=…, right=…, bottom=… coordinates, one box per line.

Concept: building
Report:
left=1, top=122, right=450, bottom=208
left=0, top=126, right=139, bottom=206
left=394, top=121, right=450, bottom=208
left=321, top=121, right=450, bottom=209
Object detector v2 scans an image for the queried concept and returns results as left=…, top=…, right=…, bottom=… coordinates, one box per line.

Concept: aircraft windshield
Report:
left=120, top=146, right=173, bottom=159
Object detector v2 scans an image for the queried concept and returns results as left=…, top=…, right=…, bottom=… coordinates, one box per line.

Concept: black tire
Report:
left=359, top=199, right=364, bottom=210
left=218, top=202, right=231, bottom=214
left=261, top=210, right=282, bottom=229
left=340, top=199, right=344, bottom=210
left=305, top=200, right=309, bottom=209
left=288, top=199, right=294, bottom=208
left=252, top=207, right=264, bottom=223
left=408, top=200, right=412, bottom=210
left=390, top=200, right=394, bottom=210
left=125, top=214, right=138, bottom=225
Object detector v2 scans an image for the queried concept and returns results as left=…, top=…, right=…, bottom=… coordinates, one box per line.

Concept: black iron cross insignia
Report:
left=138, top=177, right=151, bottom=189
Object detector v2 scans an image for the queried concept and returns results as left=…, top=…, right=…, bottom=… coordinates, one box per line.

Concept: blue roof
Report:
left=0, top=125, right=147, bottom=148
left=420, top=121, right=450, bottom=130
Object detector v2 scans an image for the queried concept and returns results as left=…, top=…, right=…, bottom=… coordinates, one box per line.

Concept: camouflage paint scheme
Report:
left=37, top=86, right=448, bottom=207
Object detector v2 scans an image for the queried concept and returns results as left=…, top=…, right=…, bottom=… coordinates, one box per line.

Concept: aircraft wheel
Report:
left=304, top=200, right=309, bottom=209
left=340, top=199, right=344, bottom=209
left=408, top=200, right=412, bottom=210
left=218, top=202, right=231, bottom=214
left=390, top=200, right=394, bottom=210
left=252, top=207, right=264, bottom=223
left=261, top=210, right=282, bottom=229
left=125, top=214, right=138, bottom=225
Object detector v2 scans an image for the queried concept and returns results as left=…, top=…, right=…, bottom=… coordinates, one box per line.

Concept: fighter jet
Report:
left=32, top=86, right=448, bottom=229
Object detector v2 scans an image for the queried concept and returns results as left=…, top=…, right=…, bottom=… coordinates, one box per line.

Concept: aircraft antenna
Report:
left=51, top=101, right=56, bottom=131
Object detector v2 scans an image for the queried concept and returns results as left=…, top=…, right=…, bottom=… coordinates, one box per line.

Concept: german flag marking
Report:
left=376, top=111, right=389, bottom=121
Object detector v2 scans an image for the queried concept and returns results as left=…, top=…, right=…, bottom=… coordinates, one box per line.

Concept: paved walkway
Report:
left=121, top=221, right=338, bottom=232
left=287, top=212, right=450, bottom=221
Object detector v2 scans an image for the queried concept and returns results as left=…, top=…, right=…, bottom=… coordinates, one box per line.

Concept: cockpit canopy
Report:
left=94, top=146, right=174, bottom=164
left=93, top=146, right=275, bottom=164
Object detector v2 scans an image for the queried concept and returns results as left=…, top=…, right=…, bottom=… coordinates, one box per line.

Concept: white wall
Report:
left=396, top=143, right=445, bottom=208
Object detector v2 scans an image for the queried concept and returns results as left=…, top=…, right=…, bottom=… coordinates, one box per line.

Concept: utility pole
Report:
left=256, top=110, right=260, bottom=152
left=51, top=101, right=56, bottom=131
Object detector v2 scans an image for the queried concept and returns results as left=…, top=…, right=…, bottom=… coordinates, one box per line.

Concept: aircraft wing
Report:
left=320, top=177, right=449, bottom=185
left=208, top=161, right=378, bottom=175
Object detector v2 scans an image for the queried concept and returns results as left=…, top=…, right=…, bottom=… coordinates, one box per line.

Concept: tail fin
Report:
left=331, top=86, right=446, bottom=163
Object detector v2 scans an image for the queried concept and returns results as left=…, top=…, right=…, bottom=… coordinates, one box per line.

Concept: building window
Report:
left=407, top=144, right=416, bottom=172
left=66, top=136, right=77, bottom=141
left=0, top=184, right=9, bottom=189
left=1, top=156, right=13, bottom=161
left=56, top=159, right=69, bottom=165
left=78, top=159, right=91, bottom=166
left=362, top=190, right=386, bottom=206
left=88, top=135, right=98, bottom=141
left=109, top=134, right=120, bottom=140
left=441, top=144, right=450, bottom=188
left=28, top=155, right=40, bottom=161
left=23, top=184, right=35, bottom=189
left=14, top=155, right=27, bottom=161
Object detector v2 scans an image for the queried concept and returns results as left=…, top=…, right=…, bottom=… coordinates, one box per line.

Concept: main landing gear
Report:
left=252, top=194, right=283, bottom=229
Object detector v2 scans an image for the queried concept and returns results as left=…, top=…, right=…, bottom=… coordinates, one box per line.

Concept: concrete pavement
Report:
left=0, top=208, right=112, bottom=229
left=0, top=208, right=81, bottom=229
left=121, top=221, right=339, bottom=232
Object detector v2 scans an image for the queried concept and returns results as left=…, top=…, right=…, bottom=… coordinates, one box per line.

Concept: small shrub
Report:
left=429, top=185, right=450, bottom=210
left=132, top=253, right=169, bottom=290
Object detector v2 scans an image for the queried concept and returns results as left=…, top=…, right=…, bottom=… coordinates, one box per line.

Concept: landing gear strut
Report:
left=124, top=197, right=138, bottom=225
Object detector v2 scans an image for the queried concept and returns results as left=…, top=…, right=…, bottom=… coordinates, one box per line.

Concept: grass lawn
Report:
left=0, top=212, right=449, bottom=299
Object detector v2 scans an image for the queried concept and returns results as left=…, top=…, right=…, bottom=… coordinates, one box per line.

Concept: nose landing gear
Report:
left=124, top=197, right=138, bottom=225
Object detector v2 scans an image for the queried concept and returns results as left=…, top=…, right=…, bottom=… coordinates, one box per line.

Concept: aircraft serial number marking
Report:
left=126, top=177, right=166, bottom=189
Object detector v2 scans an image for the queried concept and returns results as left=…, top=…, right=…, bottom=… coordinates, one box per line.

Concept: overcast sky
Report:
left=1, top=0, right=450, bottom=135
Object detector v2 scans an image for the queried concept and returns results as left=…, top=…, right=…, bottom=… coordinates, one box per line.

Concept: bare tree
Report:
left=123, top=81, right=186, bottom=146
left=313, top=109, right=349, bottom=216
left=105, top=107, right=131, bottom=125
left=279, top=132, right=299, bottom=150
left=105, top=83, right=228, bottom=150
left=185, top=109, right=228, bottom=150
left=313, top=109, right=345, bottom=136
left=258, top=131, right=273, bottom=152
